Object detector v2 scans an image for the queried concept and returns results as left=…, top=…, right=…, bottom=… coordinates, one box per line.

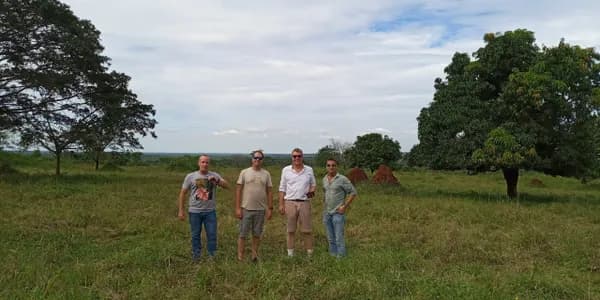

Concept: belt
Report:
left=286, top=199, right=307, bottom=202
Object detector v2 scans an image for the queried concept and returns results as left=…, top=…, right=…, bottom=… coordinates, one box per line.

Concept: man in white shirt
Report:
left=278, top=148, right=316, bottom=257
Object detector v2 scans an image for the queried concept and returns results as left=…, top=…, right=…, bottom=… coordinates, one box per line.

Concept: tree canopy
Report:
left=1, top=0, right=157, bottom=174
left=344, top=133, right=401, bottom=172
left=411, top=29, right=600, bottom=196
left=1, top=0, right=107, bottom=130
left=314, top=139, right=349, bottom=168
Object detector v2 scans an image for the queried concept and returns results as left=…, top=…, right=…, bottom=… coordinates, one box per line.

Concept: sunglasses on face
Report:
left=326, top=164, right=337, bottom=167
left=292, top=155, right=302, bottom=158
left=253, top=156, right=264, bottom=160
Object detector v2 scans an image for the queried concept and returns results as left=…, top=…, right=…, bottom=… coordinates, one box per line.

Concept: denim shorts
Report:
left=239, top=209, right=265, bottom=238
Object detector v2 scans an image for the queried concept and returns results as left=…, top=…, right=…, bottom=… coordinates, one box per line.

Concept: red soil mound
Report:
left=346, top=167, right=368, bottom=184
left=371, top=164, right=399, bottom=185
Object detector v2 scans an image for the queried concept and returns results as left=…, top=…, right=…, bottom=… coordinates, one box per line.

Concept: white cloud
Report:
left=366, top=128, right=393, bottom=134
left=213, top=129, right=240, bottom=136
left=61, top=0, right=600, bottom=153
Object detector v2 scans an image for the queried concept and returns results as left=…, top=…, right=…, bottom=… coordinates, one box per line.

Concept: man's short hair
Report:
left=291, top=148, right=303, bottom=154
left=326, top=158, right=338, bottom=164
left=251, top=149, right=264, bottom=158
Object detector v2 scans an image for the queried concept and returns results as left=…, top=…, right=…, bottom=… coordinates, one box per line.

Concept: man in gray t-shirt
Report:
left=178, top=155, right=229, bottom=261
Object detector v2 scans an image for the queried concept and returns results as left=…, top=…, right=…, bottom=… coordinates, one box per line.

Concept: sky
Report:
left=61, top=0, right=600, bottom=154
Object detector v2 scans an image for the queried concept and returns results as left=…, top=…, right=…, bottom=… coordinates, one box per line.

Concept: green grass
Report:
left=1, top=160, right=599, bottom=299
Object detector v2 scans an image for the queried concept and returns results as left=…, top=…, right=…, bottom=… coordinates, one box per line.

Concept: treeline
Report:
left=0, top=0, right=157, bottom=175
left=0, top=151, right=316, bottom=174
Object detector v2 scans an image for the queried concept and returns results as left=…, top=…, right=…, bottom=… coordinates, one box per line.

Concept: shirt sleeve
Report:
left=236, top=170, right=245, bottom=185
left=266, top=171, right=273, bottom=187
left=278, top=168, right=287, bottom=192
left=182, top=173, right=191, bottom=189
left=342, top=177, right=357, bottom=195
left=309, top=169, right=316, bottom=187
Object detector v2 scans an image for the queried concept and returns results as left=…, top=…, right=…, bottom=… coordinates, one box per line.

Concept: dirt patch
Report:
left=371, top=164, right=399, bottom=185
left=346, top=167, right=368, bottom=184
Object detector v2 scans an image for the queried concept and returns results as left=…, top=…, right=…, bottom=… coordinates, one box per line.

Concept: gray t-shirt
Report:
left=182, top=171, right=223, bottom=213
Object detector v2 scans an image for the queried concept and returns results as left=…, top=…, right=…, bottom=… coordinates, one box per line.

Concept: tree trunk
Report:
left=55, top=151, right=61, bottom=176
left=94, top=151, right=100, bottom=171
left=502, top=167, right=519, bottom=199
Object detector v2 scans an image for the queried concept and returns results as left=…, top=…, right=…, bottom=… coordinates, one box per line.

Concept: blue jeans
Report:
left=189, top=210, right=217, bottom=259
left=323, top=212, right=346, bottom=257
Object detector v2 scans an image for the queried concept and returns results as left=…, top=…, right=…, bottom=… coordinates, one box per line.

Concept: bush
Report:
left=163, top=155, right=197, bottom=172
left=0, top=160, right=19, bottom=176
left=99, top=162, right=124, bottom=172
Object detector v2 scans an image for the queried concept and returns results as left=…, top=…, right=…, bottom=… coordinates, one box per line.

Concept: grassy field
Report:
left=1, top=156, right=599, bottom=299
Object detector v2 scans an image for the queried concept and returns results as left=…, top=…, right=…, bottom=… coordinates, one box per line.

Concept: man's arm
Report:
left=178, top=188, right=188, bottom=220
left=278, top=191, right=286, bottom=215
left=266, top=186, right=273, bottom=220
left=337, top=194, right=356, bottom=214
left=235, top=184, right=243, bottom=219
left=278, top=169, right=287, bottom=215
left=337, top=179, right=357, bottom=214
left=217, top=177, right=230, bottom=189
left=307, top=170, right=317, bottom=197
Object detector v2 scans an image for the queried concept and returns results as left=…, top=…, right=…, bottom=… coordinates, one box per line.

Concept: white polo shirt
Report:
left=278, top=165, right=316, bottom=200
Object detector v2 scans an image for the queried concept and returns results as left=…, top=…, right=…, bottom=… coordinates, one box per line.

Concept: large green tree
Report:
left=410, top=29, right=538, bottom=170
left=2, top=0, right=157, bottom=175
left=410, top=52, right=492, bottom=169
left=499, top=41, right=600, bottom=180
left=344, top=133, right=401, bottom=172
left=412, top=29, right=600, bottom=197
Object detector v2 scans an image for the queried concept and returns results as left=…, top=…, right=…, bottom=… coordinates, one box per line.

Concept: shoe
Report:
left=251, top=257, right=258, bottom=263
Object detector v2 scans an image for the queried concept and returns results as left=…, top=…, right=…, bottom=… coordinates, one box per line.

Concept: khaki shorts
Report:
left=285, top=200, right=312, bottom=233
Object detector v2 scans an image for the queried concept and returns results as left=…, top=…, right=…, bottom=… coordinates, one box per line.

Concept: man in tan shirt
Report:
left=235, top=150, right=273, bottom=262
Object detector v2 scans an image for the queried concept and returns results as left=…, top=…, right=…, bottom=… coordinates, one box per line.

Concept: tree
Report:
left=344, top=133, right=401, bottom=172
left=78, top=71, right=157, bottom=170
left=499, top=41, right=600, bottom=180
left=1, top=0, right=109, bottom=175
left=314, top=138, right=350, bottom=168
left=1, top=0, right=108, bottom=130
left=410, top=29, right=538, bottom=170
left=413, top=29, right=600, bottom=198
left=472, top=128, right=537, bottom=198
left=411, top=52, right=493, bottom=169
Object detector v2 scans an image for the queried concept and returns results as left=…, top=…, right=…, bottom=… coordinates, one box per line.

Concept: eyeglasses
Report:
left=253, top=157, right=264, bottom=160
left=326, top=164, right=337, bottom=167
left=292, top=155, right=302, bottom=158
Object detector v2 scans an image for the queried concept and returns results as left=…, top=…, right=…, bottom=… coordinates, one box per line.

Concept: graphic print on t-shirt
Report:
left=194, top=178, right=214, bottom=201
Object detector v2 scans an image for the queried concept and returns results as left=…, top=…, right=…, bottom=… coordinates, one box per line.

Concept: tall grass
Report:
left=1, top=159, right=599, bottom=299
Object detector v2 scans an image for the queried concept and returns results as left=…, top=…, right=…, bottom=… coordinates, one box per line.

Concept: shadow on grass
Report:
left=410, top=189, right=600, bottom=205
left=357, top=182, right=600, bottom=205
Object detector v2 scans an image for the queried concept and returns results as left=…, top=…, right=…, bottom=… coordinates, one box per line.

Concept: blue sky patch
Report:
left=369, top=5, right=498, bottom=47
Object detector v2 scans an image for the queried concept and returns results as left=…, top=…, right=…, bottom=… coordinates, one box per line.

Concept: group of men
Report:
left=177, top=148, right=357, bottom=262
